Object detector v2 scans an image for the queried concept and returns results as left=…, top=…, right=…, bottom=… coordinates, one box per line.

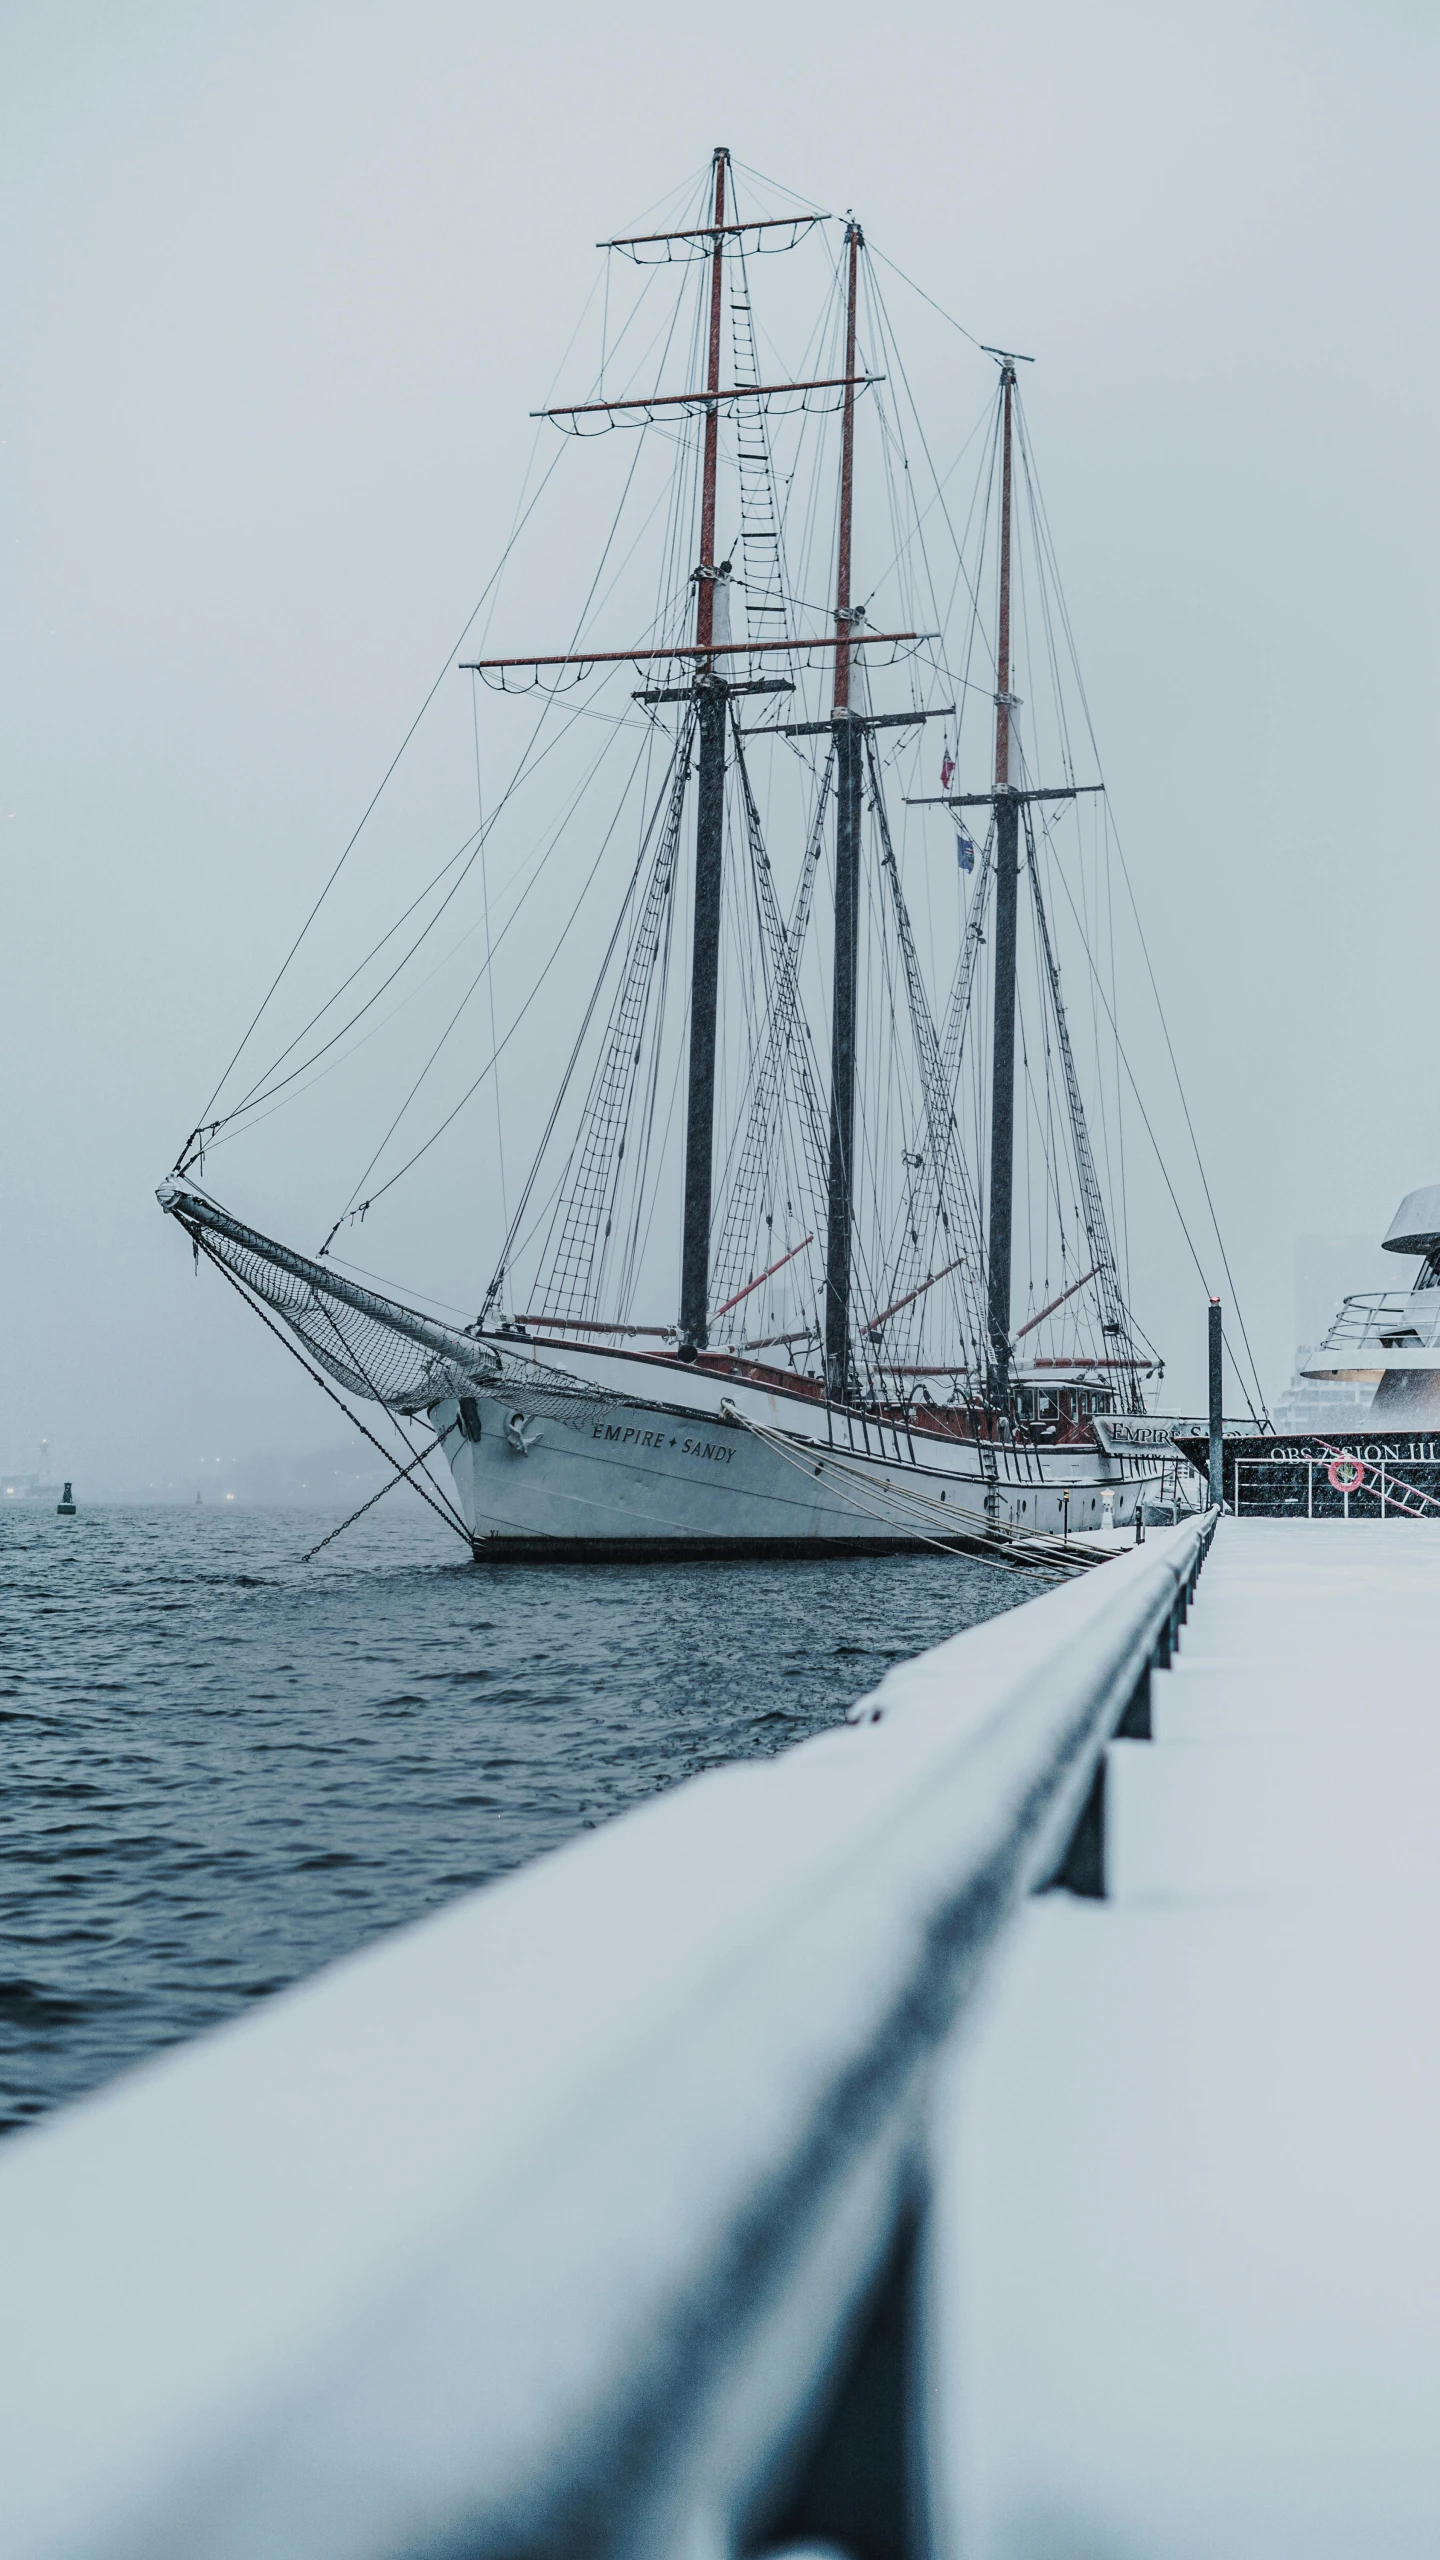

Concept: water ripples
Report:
left=0, top=1499, right=1037, bottom=2132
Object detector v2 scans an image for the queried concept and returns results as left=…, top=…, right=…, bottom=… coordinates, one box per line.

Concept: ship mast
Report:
left=677, top=145, right=730, bottom=1359
left=466, top=167, right=930, bottom=1354
left=824, top=219, right=863, bottom=1401
left=986, top=358, right=1019, bottom=1405
left=905, top=351, right=1127, bottom=1414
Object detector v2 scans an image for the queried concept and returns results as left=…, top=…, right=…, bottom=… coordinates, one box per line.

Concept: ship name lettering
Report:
left=592, top=1424, right=670, bottom=1451
left=1261, top=1441, right=1440, bottom=1467
left=681, top=1438, right=733, bottom=1464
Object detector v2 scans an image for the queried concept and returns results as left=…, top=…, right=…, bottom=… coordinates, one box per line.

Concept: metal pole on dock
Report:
left=1208, top=1297, right=1224, bottom=1510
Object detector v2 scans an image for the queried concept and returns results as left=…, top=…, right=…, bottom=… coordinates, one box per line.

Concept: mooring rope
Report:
left=724, top=1400, right=1101, bottom=1577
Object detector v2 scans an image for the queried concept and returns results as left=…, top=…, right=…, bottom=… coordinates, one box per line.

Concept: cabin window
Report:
left=1018, top=1386, right=1060, bottom=1423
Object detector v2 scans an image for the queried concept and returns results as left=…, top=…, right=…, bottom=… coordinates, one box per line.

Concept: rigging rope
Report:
left=512, top=717, right=695, bottom=1320
left=866, top=730, right=988, bottom=1370
left=709, top=733, right=832, bottom=1326
left=309, top=1294, right=471, bottom=1540
left=340, top=727, right=661, bottom=1227
left=186, top=224, right=696, bottom=1172
left=191, top=1236, right=472, bottom=1546
left=1010, top=389, right=1270, bottom=1429
left=1022, top=802, right=1143, bottom=1407
left=187, top=438, right=574, bottom=1152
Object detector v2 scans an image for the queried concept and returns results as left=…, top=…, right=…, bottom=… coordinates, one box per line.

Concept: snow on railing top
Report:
left=0, top=1515, right=1213, bottom=2560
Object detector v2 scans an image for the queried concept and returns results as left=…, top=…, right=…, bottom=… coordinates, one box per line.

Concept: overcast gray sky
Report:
left=3, top=0, right=1436, bottom=1490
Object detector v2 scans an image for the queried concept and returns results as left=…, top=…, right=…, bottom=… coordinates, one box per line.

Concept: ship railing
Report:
left=0, top=1513, right=1216, bottom=2560
left=1311, top=1289, right=1438, bottom=1356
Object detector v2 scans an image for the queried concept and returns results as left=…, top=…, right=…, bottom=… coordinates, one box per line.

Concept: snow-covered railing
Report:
left=0, top=1515, right=1214, bottom=2560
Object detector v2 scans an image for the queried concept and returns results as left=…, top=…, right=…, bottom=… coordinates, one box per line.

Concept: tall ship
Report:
left=161, top=151, right=1199, bottom=1558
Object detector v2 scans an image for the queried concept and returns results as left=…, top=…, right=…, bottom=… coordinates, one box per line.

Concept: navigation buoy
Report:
left=56, top=1481, right=76, bottom=1516
left=1328, top=1455, right=1366, bottom=1494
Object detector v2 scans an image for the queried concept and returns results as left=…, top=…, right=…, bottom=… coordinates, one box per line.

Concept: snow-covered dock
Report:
left=944, top=1519, right=1440, bottom=2559
left=9, top=1514, right=1435, bottom=2560
left=0, top=1519, right=1208, bottom=2560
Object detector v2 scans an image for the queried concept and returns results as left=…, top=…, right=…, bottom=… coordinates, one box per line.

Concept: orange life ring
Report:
left=1328, top=1454, right=1366, bottom=1493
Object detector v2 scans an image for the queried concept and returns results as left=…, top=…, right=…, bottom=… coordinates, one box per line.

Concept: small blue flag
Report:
left=955, top=825, right=975, bottom=873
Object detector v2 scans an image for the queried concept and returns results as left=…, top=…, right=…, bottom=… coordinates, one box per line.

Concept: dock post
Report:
left=1208, top=1297, right=1224, bottom=1511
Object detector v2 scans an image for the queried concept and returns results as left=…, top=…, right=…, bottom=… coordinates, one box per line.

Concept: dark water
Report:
left=0, top=1499, right=1039, bottom=2135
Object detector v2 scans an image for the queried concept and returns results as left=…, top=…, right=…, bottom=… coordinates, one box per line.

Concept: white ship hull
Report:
left=434, top=1340, right=1177, bottom=1557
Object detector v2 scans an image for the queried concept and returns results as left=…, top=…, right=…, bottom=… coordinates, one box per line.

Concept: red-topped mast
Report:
left=832, top=219, right=861, bottom=713
left=993, top=362, right=1015, bottom=789
left=824, top=220, right=865, bottom=1399
left=694, top=150, right=728, bottom=657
